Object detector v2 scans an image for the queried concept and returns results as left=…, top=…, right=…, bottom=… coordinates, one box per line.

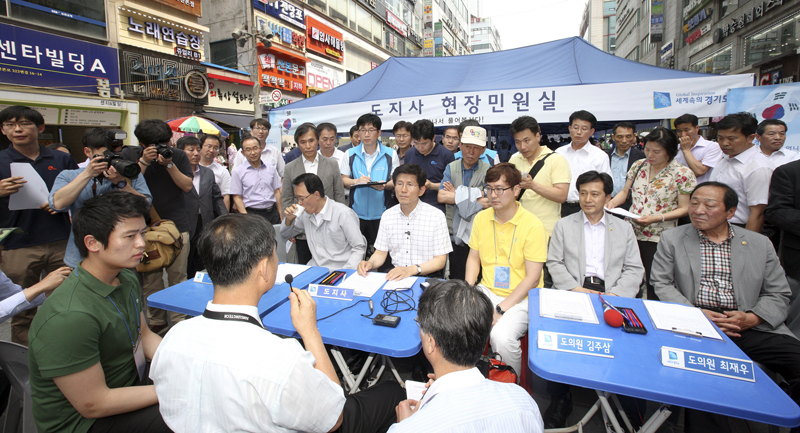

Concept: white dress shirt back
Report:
left=710, top=145, right=774, bottom=225
left=674, top=136, right=723, bottom=184
left=760, top=145, right=800, bottom=167
left=556, top=143, right=613, bottom=202
left=150, top=302, right=345, bottom=433
left=387, top=368, right=543, bottom=433
left=583, top=214, right=606, bottom=280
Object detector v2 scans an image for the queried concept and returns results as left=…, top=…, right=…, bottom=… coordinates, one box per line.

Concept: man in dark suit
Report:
left=177, top=136, right=227, bottom=278
left=767, top=159, right=800, bottom=338
left=606, top=122, right=645, bottom=211
left=282, top=123, right=345, bottom=264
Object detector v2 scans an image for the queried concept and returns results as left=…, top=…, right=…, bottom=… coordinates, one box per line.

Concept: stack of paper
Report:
left=338, top=272, right=387, bottom=297
left=643, top=300, right=722, bottom=340
left=539, top=288, right=600, bottom=324
left=276, top=263, right=311, bottom=280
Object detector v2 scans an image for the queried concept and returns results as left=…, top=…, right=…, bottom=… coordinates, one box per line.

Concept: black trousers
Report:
left=187, top=215, right=204, bottom=279
left=448, top=243, right=471, bottom=281
left=684, top=329, right=800, bottom=432
left=89, top=403, right=170, bottom=433
left=246, top=205, right=280, bottom=224
left=561, top=202, right=581, bottom=217
left=296, top=238, right=313, bottom=265
left=336, top=381, right=405, bottom=433
left=638, top=240, right=658, bottom=300
left=360, top=218, right=381, bottom=250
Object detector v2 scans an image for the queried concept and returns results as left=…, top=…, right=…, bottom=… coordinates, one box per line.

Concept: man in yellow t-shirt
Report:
left=465, top=163, right=548, bottom=377
left=508, top=116, right=571, bottom=236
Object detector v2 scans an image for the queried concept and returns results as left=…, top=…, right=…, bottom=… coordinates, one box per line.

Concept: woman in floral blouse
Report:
left=607, top=127, right=697, bottom=300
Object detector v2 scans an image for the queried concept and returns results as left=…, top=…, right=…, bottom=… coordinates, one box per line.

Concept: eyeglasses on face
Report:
left=359, top=128, right=378, bottom=135
left=483, top=186, right=512, bottom=196
left=2, top=121, right=35, bottom=129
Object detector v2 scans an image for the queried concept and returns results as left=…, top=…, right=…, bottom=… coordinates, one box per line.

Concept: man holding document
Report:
left=652, top=181, right=800, bottom=431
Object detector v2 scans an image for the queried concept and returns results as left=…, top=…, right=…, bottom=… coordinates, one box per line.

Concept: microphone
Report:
left=603, top=304, right=624, bottom=328
left=405, top=231, right=411, bottom=236
left=285, top=274, right=294, bottom=291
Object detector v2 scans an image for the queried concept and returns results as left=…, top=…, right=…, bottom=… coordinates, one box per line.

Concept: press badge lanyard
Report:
left=492, top=222, right=517, bottom=289
left=492, top=223, right=518, bottom=265
left=107, top=291, right=146, bottom=381
left=202, top=309, right=264, bottom=328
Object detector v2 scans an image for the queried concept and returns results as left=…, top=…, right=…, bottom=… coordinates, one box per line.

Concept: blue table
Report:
left=528, top=289, right=800, bottom=432
left=263, top=270, right=423, bottom=393
left=146, top=265, right=330, bottom=318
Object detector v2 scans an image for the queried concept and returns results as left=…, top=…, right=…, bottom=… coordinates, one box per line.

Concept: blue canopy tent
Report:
left=268, top=37, right=752, bottom=140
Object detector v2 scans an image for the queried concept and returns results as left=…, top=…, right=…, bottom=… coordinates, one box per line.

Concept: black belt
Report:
left=585, top=276, right=604, bottom=285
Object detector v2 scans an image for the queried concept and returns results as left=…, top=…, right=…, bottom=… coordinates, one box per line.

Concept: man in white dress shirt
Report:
left=757, top=118, right=799, bottom=167
left=388, top=279, right=543, bottom=433
left=674, top=113, right=724, bottom=184
left=711, top=113, right=774, bottom=233
left=150, top=214, right=404, bottom=433
left=199, top=134, right=231, bottom=210
left=555, top=110, right=612, bottom=217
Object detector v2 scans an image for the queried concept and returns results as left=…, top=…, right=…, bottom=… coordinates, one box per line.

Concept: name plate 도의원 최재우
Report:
left=660, top=346, right=755, bottom=382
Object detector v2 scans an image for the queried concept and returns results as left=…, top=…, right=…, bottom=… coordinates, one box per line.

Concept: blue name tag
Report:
left=308, top=284, right=355, bottom=301
left=537, top=331, right=614, bottom=358
left=660, top=346, right=755, bottom=382
left=193, top=271, right=213, bottom=284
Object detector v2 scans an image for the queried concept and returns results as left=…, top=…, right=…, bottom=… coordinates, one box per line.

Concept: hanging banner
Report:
left=727, top=82, right=800, bottom=152
left=271, top=74, right=754, bottom=134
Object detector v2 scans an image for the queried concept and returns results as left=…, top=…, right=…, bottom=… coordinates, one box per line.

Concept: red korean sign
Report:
left=306, top=17, right=344, bottom=62
left=257, top=49, right=306, bottom=94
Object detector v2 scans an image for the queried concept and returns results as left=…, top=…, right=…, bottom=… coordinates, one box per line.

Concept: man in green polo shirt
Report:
left=28, top=191, right=169, bottom=433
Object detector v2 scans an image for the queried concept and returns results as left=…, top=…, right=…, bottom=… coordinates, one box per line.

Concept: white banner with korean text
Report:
left=268, top=74, right=754, bottom=139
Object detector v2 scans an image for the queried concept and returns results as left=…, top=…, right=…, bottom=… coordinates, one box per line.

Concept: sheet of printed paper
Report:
left=276, top=263, right=311, bottom=279
left=405, top=380, right=427, bottom=408
left=382, top=277, right=417, bottom=291
left=643, top=300, right=722, bottom=340
left=539, top=288, right=599, bottom=324
left=337, top=272, right=387, bottom=297
left=605, top=206, right=641, bottom=220
left=9, top=163, right=49, bottom=211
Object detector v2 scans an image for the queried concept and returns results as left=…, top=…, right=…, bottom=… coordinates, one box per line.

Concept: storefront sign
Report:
left=685, top=8, right=712, bottom=33
left=255, top=12, right=306, bottom=51
left=409, top=30, right=423, bottom=47
left=719, top=0, right=784, bottom=40
left=208, top=77, right=255, bottom=110
left=386, top=10, right=408, bottom=37
left=118, top=7, right=205, bottom=61
left=660, top=40, right=674, bottom=64
left=358, top=0, right=377, bottom=9
left=688, top=37, right=712, bottom=56
left=650, top=0, right=664, bottom=43
left=306, top=17, right=344, bottom=62
left=120, top=50, right=208, bottom=104
left=423, top=0, right=433, bottom=57
left=0, top=22, right=120, bottom=96
left=306, top=60, right=344, bottom=92
left=683, top=0, right=711, bottom=19
left=8, top=0, right=106, bottom=39
left=253, top=0, right=305, bottom=29
left=686, top=23, right=711, bottom=44
left=759, top=59, right=799, bottom=86
left=150, top=0, right=202, bottom=17
left=258, top=51, right=306, bottom=93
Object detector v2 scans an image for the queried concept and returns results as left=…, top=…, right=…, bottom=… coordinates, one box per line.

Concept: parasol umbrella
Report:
left=166, top=116, right=229, bottom=138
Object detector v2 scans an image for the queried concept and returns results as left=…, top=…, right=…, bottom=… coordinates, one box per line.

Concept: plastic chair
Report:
left=0, top=340, right=36, bottom=433
left=272, top=224, right=287, bottom=262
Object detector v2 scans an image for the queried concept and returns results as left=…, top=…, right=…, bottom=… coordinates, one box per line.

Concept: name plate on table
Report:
left=660, top=347, right=755, bottom=382
left=537, top=331, right=614, bottom=358
left=308, top=284, right=354, bottom=301
left=193, top=271, right=212, bottom=284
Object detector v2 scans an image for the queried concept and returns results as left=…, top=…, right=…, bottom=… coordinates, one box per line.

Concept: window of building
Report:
left=373, top=15, right=383, bottom=45
left=349, top=0, right=358, bottom=32
left=721, top=0, right=739, bottom=17
left=472, top=43, right=491, bottom=51
left=210, top=39, right=238, bottom=69
left=11, top=0, right=105, bottom=39
left=744, top=13, right=800, bottom=66
left=308, top=0, right=327, bottom=13
left=357, top=4, right=372, bottom=40
left=603, top=0, right=616, bottom=16
left=626, top=46, right=639, bottom=61
left=690, top=45, right=732, bottom=74
left=641, top=35, right=655, bottom=56
left=329, top=0, right=348, bottom=27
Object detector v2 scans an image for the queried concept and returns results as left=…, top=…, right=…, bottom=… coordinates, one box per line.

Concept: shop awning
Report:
left=198, top=111, right=254, bottom=130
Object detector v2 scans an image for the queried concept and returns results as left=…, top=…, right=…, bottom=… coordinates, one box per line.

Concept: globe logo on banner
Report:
left=653, top=92, right=672, bottom=109
left=762, top=104, right=785, bottom=119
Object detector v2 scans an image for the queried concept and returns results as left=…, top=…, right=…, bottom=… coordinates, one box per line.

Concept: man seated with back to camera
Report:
left=150, top=214, right=404, bottom=433
left=357, top=163, right=452, bottom=280
left=281, top=173, right=366, bottom=270
left=387, top=279, right=543, bottom=433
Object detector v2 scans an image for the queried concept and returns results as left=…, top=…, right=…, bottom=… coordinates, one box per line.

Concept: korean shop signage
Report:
left=118, top=7, right=205, bottom=61
left=120, top=50, right=208, bottom=104
left=306, top=16, right=344, bottom=62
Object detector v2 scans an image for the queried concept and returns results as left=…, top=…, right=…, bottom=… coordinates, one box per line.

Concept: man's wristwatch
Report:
left=166, top=163, right=174, bottom=169
left=415, top=265, right=422, bottom=275
left=113, top=179, right=127, bottom=189
left=496, top=305, right=505, bottom=315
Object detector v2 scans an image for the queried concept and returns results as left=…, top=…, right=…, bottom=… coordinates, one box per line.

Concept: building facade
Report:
left=470, top=16, right=501, bottom=54
left=581, top=0, right=618, bottom=54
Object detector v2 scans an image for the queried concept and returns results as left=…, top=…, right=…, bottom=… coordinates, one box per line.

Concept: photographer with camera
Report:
left=121, top=119, right=193, bottom=333
left=50, top=128, right=151, bottom=269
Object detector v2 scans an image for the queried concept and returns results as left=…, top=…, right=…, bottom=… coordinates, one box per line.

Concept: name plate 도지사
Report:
left=660, top=346, right=755, bottom=382
left=308, top=284, right=355, bottom=301
left=537, top=330, right=614, bottom=358
left=193, top=271, right=213, bottom=284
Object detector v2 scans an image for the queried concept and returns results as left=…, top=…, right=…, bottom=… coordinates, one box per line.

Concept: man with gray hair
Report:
left=388, top=279, right=543, bottom=432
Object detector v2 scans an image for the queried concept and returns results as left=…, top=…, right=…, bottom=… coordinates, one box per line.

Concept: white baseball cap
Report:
left=460, top=126, right=486, bottom=147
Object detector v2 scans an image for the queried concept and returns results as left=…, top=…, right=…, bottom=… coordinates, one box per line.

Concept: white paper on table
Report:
left=9, top=163, right=49, bottom=211
left=643, top=300, right=722, bottom=340
left=539, top=288, right=600, bottom=324
left=605, top=206, right=642, bottom=220
left=405, top=380, right=427, bottom=407
left=382, top=277, right=416, bottom=291
left=276, top=263, right=311, bottom=280
left=338, top=272, right=387, bottom=297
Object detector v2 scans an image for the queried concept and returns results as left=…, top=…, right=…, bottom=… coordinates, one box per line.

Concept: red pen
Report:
left=330, top=272, right=345, bottom=286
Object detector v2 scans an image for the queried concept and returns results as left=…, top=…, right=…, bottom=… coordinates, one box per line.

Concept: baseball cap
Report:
left=0, top=228, right=25, bottom=243
left=460, top=126, right=487, bottom=147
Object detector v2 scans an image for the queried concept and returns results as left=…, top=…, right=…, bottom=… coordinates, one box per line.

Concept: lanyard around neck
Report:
left=107, top=292, right=140, bottom=347
left=492, top=220, right=517, bottom=265
left=203, top=309, right=263, bottom=328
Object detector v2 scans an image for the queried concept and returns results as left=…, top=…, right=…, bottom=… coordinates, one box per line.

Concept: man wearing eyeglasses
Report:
left=231, top=136, right=282, bottom=224
left=231, top=119, right=285, bottom=179
left=198, top=134, right=231, bottom=211
left=465, top=163, right=547, bottom=378
left=555, top=110, right=612, bottom=217
left=0, top=105, right=78, bottom=345
left=341, top=113, right=400, bottom=251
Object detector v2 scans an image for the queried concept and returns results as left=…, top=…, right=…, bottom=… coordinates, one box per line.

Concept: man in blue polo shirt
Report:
left=341, top=113, right=399, bottom=251
left=404, top=119, right=455, bottom=213
left=0, top=105, right=77, bottom=345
